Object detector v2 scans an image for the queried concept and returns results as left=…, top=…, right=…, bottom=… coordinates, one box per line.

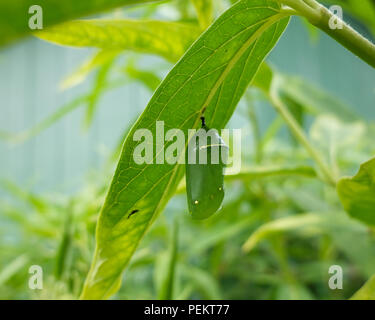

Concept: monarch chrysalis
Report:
left=185, top=117, right=228, bottom=220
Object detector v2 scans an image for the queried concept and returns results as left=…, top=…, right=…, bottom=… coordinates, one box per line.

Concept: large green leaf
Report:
left=0, top=0, right=158, bottom=47
left=80, top=0, right=290, bottom=299
left=337, top=157, right=375, bottom=226
left=37, top=20, right=201, bottom=62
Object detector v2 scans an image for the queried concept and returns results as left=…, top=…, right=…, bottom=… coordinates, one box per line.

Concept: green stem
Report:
left=269, top=80, right=337, bottom=186
left=279, top=0, right=375, bottom=68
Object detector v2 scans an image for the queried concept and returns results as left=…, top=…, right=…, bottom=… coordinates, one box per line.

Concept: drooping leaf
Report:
left=80, top=0, right=290, bottom=299
left=337, top=157, right=375, bottom=226
left=0, top=0, right=159, bottom=47
left=37, top=20, right=201, bottom=62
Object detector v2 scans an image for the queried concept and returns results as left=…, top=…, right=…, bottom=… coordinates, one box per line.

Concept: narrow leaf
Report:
left=37, top=20, right=201, bottom=62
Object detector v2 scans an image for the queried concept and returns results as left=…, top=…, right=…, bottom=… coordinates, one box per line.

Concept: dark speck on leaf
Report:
left=128, top=209, right=139, bottom=219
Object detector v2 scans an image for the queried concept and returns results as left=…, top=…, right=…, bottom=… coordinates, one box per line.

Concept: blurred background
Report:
left=0, top=0, right=375, bottom=300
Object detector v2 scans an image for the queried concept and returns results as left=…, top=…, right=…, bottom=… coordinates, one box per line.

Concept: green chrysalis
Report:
left=185, top=117, right=229, bottom=220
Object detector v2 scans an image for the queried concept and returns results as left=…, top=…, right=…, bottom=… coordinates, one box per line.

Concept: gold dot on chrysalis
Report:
left=194, top=200, right=199, bottom=205
left=218, top=187, right=222, bottom=191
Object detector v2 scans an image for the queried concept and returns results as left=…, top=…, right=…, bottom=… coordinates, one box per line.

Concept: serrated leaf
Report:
left=0, top=0, right=159, bottom=47
left=80, top=0, right=290, bottom=299
left=337, top=157, right=375, bottom=226
left=37, top=19, right=201, bottom=62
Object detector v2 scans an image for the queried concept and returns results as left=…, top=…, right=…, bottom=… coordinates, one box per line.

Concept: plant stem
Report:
left=269, top=82, right=337, bottom=186
left=279, top=0, right=375, bottom=68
